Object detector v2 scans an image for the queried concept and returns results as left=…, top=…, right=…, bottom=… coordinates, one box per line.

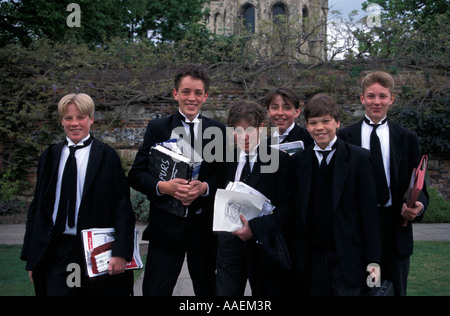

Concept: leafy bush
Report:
left=422, top=187, right=450, bottom=223
left=390, top=96, right=450, bottom=156
left=130, top=189, right=149, bottom=223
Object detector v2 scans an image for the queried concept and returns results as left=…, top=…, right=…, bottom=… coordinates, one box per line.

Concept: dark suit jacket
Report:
left=266, top=123, right=314, bottom=148
left=222, top=147, right=293, bottom=295
left=21, top=138, right=136, bottom=271
left=128, top=111, right=226, bottom=249
left=292, top=138, right=382, bottom=287
left=226, top=147, right=293, bottom=231
left=339, top=120, right=429, bottom=256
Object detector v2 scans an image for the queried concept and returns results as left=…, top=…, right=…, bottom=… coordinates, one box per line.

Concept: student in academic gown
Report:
left=128, top=64, right=226, bottom=296
left=216, top=100, right=293, bottom=296
left=264, top=87, right=313, bottom=147
left=21, top=93, right=135, bottom=296
left=291, top=94, right=382, bottom=296
left=338, top=71, right=429, bottom=296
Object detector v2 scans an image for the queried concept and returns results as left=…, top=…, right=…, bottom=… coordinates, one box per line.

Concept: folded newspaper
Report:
left=213, top=181, right=275, bottom=232
left=81, top=228, right=143, bottom=278
left=270, top=140, right=304, bottom=155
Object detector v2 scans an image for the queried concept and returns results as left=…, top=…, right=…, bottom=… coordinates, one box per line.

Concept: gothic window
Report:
left=302, top=5, right=309, bottom=19
left=302, top=5, right=309, bottom=33
left=214, top=13, right=221, bottom=33
left=242, top=4, right=255, bottom=33
left=272, top=3, right=287, bottom=25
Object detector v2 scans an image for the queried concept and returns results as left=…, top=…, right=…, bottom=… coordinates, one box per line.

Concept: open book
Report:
left=148, top=138, right=203, bottom=217
left=213, top=181, right=275, bottom=232
left=81, top=228, right=143, bottom=278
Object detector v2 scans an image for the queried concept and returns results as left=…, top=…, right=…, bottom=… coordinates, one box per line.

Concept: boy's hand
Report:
left=158, top=179, right=190, bottom=199
left=401, top=202, right=423, bottom=227
left=182, top=180, right=207, bottom=206
left=232, top=215, right=253, bottom=241
left=108, top=257, right=127, bottom=275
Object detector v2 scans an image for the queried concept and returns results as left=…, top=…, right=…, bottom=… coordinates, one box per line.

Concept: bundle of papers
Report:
left=213, top=181, right=275, bottom=232
left=81, top=228, right=143, bottom=278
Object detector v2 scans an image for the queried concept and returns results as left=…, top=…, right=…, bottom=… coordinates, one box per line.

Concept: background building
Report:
left=204, top=0, right=329, bottom=62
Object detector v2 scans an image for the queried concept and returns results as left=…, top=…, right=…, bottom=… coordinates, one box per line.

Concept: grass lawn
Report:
left=1, top=241, right=449, bottom=296
left=407, top=241, right=450, bottom=296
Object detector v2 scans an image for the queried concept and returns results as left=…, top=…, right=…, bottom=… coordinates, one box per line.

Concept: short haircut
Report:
left=174, top=63, right=210, bottom=92
left=227, top=100, right=266, bottom=128
left=263, top=87, right=300, bottom=109
left=361, top=71, right=395, bottom=95
left=58, top=93, right=95, bottom=119
left=304, top=94, right=341, bottom=122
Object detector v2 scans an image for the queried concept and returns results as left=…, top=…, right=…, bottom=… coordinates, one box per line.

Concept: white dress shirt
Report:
left=361, top=115, right=392, bottom=207
left=52, top=135, right=92, bottom=235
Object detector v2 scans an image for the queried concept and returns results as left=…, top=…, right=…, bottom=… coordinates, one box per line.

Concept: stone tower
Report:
left=204, top=0, right=329, bottom=62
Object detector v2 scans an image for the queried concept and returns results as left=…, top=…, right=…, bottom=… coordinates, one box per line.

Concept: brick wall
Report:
left=2, top=65, right=449, bottom=202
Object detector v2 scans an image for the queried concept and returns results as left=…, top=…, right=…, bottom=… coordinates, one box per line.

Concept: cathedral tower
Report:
left=204, top=0, right=329, bottom=62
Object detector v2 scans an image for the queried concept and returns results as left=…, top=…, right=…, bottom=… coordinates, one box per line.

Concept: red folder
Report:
left=402, top=155, right=428, bottom=226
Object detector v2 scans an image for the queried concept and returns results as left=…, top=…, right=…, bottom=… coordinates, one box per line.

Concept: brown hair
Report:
left=227, top=100, right=266, bottom=128
left=174, top=63, right=210, bottom=92
left=263, top=87, right=300, bottom=109
left=361, top=71, right=395, bottom=95
left=303, top=94, right=341, bottom=122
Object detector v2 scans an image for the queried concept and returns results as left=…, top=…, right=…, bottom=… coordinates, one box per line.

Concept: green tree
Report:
left=360, top=0, right=449, bottom=68
left=135, top=0, right=208, bottom=42
left=0, top=0, right=143, bottom=46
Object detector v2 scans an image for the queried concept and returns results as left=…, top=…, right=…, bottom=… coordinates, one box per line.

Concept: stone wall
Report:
left=88, top=66, right=449, bottom=201
left=4, top=65, right=449, bottom=202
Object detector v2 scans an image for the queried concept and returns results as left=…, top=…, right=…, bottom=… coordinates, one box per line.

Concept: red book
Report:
left=402, top=155, right=428, bottom=226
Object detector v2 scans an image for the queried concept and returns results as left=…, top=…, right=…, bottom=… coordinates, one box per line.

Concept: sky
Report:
left=329, top=0, right=367, bottom=17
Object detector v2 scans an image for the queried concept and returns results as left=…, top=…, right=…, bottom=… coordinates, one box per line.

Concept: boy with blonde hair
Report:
left=22, top=93, right=135, bottom=296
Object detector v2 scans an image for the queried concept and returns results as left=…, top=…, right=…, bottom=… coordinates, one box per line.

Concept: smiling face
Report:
left=233, top=119, right=263, bottom=154
left=267, top=94, right=301, bottom=134
left=173, top=75, right=208, bottom=122
left=61, top=103, right=94, bottom=144
left=306, top=114, right=340, bottom=150
left=361, top=83, right=395, bottom=124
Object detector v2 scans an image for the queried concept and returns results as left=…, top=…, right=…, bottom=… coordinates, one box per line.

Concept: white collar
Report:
left=313, top=136, right=337, bottom=152
left=273, top=122, right=295, bottom=138
left=66, top=135, right=91, bottom=147
left=179, top=110, right=200, bottom=124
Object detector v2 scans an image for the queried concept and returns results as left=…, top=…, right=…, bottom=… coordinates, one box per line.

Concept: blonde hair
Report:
left=361, top=71, right=395, bottom=95
left=58, top=93, right=95, bottom=119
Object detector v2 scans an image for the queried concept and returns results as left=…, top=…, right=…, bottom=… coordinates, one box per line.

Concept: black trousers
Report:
left=379, top=206, right=410, bottom=296
left=32, top=234, right=133, bottom=296
left=309, top=249, right=364, bottom=296
left=142, top=217, right=216, bottom=296
left=216, top=232, right=289, bottom=296
left=216, top=233, right=249, bottom=296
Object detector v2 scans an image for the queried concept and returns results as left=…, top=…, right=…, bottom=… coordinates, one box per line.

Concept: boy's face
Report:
left=306, top=114, right=340, bottom=150
left=61, top=103, right=94, bottom=144
left=233, top=119, right=263, bottom=154
left=361, top=83, right=395, bottom=124
left=267, top=94, right=300, bottom=134
left=173, top=75, right=208, bottom=122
